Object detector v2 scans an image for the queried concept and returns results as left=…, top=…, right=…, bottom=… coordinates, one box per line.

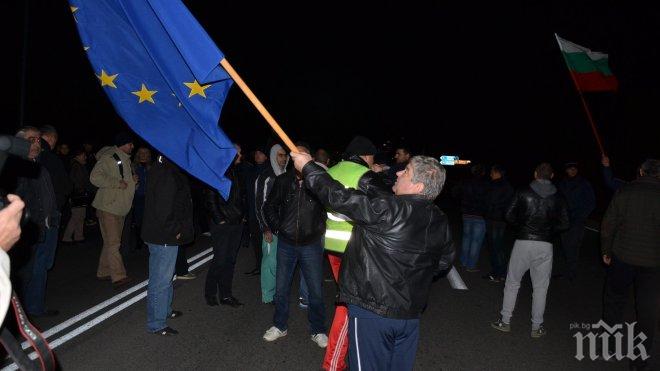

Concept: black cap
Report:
left=114, top=132, right=134, bottom=147
left=345, top=136, right=377, bottom=156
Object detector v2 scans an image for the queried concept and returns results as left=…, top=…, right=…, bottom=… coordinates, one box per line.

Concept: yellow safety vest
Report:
left=324, top=161, right=369, bottom=253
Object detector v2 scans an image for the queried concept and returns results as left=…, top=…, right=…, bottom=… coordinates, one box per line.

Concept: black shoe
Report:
left=205, top=296, right=219, bottom=306
left=153, top=326, right=178, bottom=336
left=168, top=310, right=183, bottom=319
left=29, top=309, right=59, bottom=318
left=220, top=296, right=244, bottom=307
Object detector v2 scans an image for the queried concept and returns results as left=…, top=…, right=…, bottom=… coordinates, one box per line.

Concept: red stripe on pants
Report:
left=322, top=253, right=348, bottom=371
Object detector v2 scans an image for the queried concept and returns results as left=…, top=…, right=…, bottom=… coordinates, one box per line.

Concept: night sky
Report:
left=5, top=1, right=660, bottom=184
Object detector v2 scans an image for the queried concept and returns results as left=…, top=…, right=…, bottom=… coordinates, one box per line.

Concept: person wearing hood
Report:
left=491, top=163, right=569, bottom=338
left=322, top=135, right=390, bottom=371
left=255, top=144, right=289, bottom=303
left=90, top=132, right=137, bottom=288
left=141, top=155, right=193, bottom=336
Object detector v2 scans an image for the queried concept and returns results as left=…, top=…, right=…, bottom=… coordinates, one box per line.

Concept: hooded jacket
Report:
left=505, top=179, right=569, bottom=242
left=90, top=146, right=136, bottom=216
left=255, top=144, right=289, bottom=232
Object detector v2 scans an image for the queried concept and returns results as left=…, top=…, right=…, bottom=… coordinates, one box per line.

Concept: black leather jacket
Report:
left=505, top=185, right=569, bottom=242
left=203, top=167, right=244, bottom=226
left=345, top=155, right=392, bottom=198
left=263, top=169, right=326, bottom=246
left=303, top=163, right=454, bottom=319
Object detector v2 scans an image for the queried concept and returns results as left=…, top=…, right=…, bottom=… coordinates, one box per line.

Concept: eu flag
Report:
left=69, top=0, right=236, bottom=197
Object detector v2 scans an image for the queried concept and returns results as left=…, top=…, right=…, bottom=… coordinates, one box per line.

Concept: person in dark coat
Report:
left=483, top=165, right=514, bottom=282
left=141, top=155, right=194, bottom=336
left=453, top=164, right=489, bottom=272
left=203, top=146, right=245, bottom=308
left=557, top=162, right=595, bottom=281
left=601, top=159, right=660, bottom=370
left=62, top=149, right=94, bottom=243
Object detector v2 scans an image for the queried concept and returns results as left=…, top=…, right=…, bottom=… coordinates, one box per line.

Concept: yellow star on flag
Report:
left=84, top=46, right=90, bottom=52
left=131, top=83, right=157, bottom=104
left=96, top=69, right=118, bottom=88
left=183, top=80, right=211, bottom=98
left=70, top=6, right=78, bottom=13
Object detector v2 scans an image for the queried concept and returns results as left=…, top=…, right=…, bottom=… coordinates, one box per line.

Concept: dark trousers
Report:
left=24, top=215, right=60, bottom=315
left=249, top=221, right=263, bottom=271
left=486, top=220, right=508, bottom=278
left=559, top=221, right=585, bottom=279
left=348, top=304, right=419, bottom=371
left=175, top=244, right=190, bottom=276
left=204, top=224, right=243, bottom=299
left=603, top=256, right=660, bottom=364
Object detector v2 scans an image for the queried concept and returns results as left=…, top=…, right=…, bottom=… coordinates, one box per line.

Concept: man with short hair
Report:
left=90, top=132, right=137, bottom=288
left=322, top=136, right=390, bottom=371
left=244, top=148, right=269, bottom=276
left=386, top=146, right=411, bottom=184
left=39, top=125, right=73, bottom=215
left=601, top=159, right=660, bottom=370
left=262, top=144, right=327, bottom=347
left=14, top=126, right=60, bottom=317
left=492, top=163, right=569, bottom=338
left=314, top=148, right=331, bottom=169
left=290, top=152, right=454, bottom=370
left=483, top=165, right=514, bottom=282
left=557, top=162, right=595, bottom=281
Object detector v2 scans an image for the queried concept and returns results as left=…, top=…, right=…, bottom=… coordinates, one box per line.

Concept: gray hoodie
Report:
left=255, top=144, right=289, bottom=231
left=530, top=179, right=556, bottom=198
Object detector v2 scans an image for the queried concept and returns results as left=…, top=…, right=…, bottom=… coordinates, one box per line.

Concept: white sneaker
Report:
left=263, top=326, right=287, bottom=342
left=311, top=333, right=328, bottom=348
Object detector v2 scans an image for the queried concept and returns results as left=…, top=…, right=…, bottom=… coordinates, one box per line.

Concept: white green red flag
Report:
left=555, top=34, right=618, bottom=92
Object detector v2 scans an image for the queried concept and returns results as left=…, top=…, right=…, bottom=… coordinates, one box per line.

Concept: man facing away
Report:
left=491, top=163, right=569, bottom=338
left=601, top=159, right=660, bottom=370
left=90, top=132, right=136, bottom=288
left=291, top=151, right=454, bottom=371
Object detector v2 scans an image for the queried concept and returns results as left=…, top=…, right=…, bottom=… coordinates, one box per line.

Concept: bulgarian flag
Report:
left=555, top=34, right=618, bottom=92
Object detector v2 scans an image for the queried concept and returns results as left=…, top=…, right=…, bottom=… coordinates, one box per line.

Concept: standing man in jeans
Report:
left=454, top=164, right=489, bottom=272
left=290, top=152, right=454, bottom=370
left=14, top=126, right=60, bottom=317
left=601, top=159, right=660, bottom=370
left=90, top=133, right=136, bottom=288
left=492, top=163, right=569, bottom=338
left=261, top=144, right=328, bottom=348
left=141, top=155, right=193, bottom=336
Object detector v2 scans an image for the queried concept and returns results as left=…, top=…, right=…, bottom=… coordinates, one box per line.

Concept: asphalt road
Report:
left=2, top=222, right=658, bottom=370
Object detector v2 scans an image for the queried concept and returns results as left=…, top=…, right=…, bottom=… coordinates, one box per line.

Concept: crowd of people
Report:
left=0, top=124, right=658, bottom=370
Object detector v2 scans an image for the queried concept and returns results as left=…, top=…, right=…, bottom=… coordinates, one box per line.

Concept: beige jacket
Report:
left=90, top=146, right=136, bottom=216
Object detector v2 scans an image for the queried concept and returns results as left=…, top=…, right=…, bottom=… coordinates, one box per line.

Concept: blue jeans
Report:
left=348, top=305, right=419, bottom=371
left=460, top=216, right=486, bottom=269
left=146, top=243, right=178, bottom=332
left=24, top=215, right=60, bottom=315
left=273, top=238, right=326, bottom=334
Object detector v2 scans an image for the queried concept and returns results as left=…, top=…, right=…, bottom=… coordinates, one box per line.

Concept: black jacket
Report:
left=453, top=176, right=489, bottom=217
left=303, top=163, right=454, bottom=319
left=505, top=181, right=569, bottom=242
left=263, top=169, right=326, bottom=246
left=204, top=167, right=244, bottom=226
left=486, top=178, right=514, bottom=221
left=601, top=176, right=660, bottom=267
left=39, top=140, right=73, bottom=209
left=558, top=175, right=595, bottom=223
left=141, top=158, right=194, bottom=245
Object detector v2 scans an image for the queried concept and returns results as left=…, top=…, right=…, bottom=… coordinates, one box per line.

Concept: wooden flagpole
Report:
left=220, top=58, right=298, bottom=153
left=554, top=34, right=607, bottom=156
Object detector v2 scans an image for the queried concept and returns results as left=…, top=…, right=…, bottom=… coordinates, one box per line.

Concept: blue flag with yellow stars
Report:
left=69, top=0, right=236, bottom=198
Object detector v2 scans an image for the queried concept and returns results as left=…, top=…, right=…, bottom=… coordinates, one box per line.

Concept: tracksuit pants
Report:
left=323, top=253, right=348, bottom=370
